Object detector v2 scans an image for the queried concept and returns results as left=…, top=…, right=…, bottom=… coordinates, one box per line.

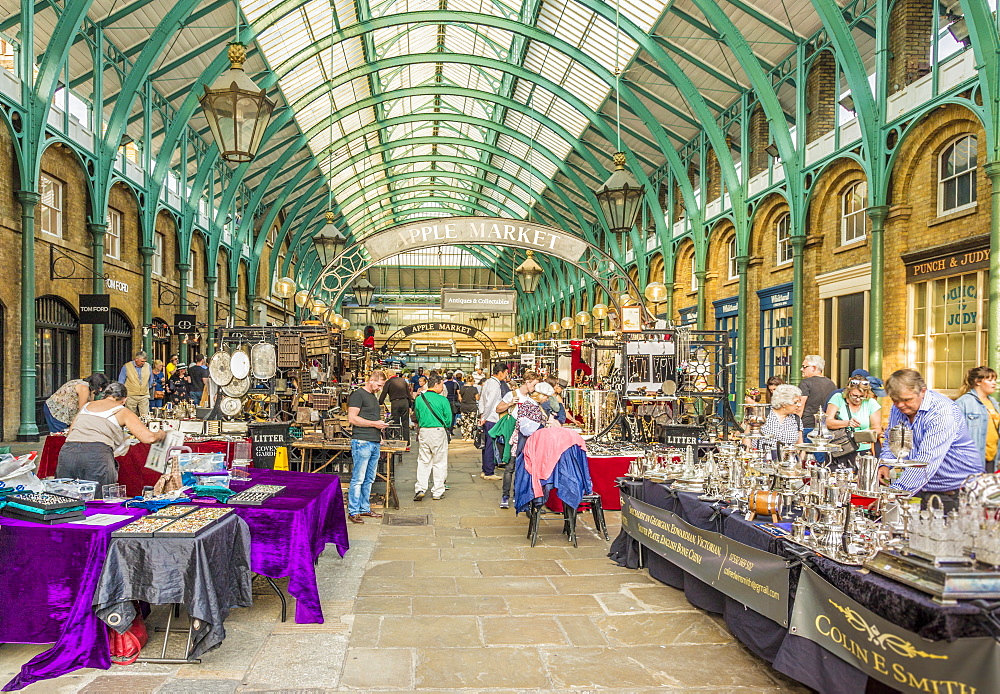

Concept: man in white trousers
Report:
left=413, top=375, right=452, bottom=501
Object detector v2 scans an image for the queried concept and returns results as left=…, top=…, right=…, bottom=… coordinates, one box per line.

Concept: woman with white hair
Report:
left=757, top=384, right=804, bottom=456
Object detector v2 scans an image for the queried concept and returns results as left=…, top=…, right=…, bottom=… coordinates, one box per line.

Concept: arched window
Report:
left=940, top=135, right=977, bottom=214
left=151, top=317, right=171, bottom=365
left=841, top=181, right=868, bottom=245
left=35, top=296, right=79, bottom=433
left=775, top=214, right=792, bottom=265
left=727, top=236, right=738, bottom=280
left=104, top=309, right=134, bottom=377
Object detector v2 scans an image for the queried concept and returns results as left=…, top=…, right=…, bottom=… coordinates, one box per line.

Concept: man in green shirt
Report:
left=414, top=375, right=452, bottom=501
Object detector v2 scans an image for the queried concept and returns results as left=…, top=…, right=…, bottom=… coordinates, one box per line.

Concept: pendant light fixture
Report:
left=514, top=250, right=544, bottom=293
left=199, top=39, right=275, bottom=163
left=313, top=5, right=346, bottom=268
left=352, top=277, right=375, bottom=307
left=593, top=0, right=644, bottom=236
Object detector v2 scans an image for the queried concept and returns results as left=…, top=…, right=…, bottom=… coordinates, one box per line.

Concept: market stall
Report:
left=0, top=466, right=350, bottom=690
left=39, top=435, right=248, bottom=497
left=614, top=479, right=1000, bottom=694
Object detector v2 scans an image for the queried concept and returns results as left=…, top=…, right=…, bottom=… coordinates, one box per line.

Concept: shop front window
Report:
left=758, top=284, right=794, bottom=384
left=35, top=296, right=79, bottom=434
left=761, top=306, right=793, bottom=383
left=912, top=271, right=987, bottom=391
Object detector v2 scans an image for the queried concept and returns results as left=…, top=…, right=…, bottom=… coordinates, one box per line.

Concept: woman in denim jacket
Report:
left=956, top=366, right=1000, bottom=473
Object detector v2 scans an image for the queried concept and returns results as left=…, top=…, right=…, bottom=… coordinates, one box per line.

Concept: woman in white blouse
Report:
left=755, top=384, right=804, bottom=456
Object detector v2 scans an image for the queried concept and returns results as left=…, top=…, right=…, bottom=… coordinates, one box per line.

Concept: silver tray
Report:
left=230, top=349, right=251, bottom=380
left=209, top=350, right=233, bottom=386
left=219, top=395, right=243, bottom=417
left=222, top=376, right=251, bottom=398
left=251, top=341, right=277, bottom=379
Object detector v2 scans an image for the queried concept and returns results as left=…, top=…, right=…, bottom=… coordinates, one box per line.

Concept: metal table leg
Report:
left=138, top=604, right=202, bottom=665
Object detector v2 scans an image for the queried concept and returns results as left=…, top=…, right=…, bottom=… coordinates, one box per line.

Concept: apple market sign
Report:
left=363, top=217, right=589, bottom=264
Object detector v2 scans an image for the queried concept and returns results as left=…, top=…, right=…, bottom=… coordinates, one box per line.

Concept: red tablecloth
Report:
left=546, top=454, right=640, bottom=512
left=39, top=436, right=246, bottom=497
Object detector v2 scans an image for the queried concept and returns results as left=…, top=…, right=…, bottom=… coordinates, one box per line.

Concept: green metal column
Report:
left=866, top=205, right=890, bottom=378
left=140, top=246, right=153, bottom=353
left=985, top=164, right=1000, bottom=367
left=735, top=254, right=749, bottom=407
left=695, top=270, right=707, bottom=330
left=88, top=222, right=107, bottom=374
left=17, top=192, right=41, bottom=440
left=206, top=275, right=217, bottom=352
left=228, top=284, right=238, bottom=327
left=248, top=292, right=258, bottom=326
left=790, top=236, right=807, bottom=385
left=177, top=263, right=190, bottom=363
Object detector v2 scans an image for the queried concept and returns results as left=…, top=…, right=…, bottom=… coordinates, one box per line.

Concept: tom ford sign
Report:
left=363, top=217, right=589, bottom=264
left=79, top=294, right=110, bottom=325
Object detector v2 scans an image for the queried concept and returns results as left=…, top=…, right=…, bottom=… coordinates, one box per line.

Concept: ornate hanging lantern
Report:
left=199, top=43, right=275, bottom=163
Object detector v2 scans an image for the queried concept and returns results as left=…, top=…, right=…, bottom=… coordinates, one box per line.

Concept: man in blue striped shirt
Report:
left=878, top=369, right=983, bottom=513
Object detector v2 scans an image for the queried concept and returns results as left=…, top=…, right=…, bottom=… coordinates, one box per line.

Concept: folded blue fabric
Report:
left=125, top=497, right=194, bottom=512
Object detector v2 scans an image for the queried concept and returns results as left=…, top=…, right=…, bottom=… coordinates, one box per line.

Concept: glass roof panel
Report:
left=242, top=0, right=659, bottom=241
left=376, top=247, right=488, bottom=266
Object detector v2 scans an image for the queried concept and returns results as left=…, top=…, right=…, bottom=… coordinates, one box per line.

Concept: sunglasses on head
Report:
left=848, top=379, right=870, bottom=387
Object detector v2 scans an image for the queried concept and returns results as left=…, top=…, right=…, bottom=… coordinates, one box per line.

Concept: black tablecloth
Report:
left=94, top=514, right=253, bottom=658
left=608, top=478, right=644, bottom=569
left=624, top=480, right=1000, bottom=694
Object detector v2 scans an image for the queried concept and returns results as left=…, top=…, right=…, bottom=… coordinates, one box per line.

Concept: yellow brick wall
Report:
left=705, top=220, right=738, bottom=313
left=881, top=104, right=990, bottom=383
left=745, top=193, right=793, bottom=388
left=671, top=239, right=697, bottom=321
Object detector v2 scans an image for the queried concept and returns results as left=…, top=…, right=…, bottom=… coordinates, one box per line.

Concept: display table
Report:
left=0, top=504, right=147, bottom=690
left=201, top=469, right=350, bottom=623
left=94, top=513, right=252, bottom=661
left=291, top=439, right=402, bottom=509
left=621, top=480, right=999, bottom=694
left=1, top=469, right=351, bottom=689
left=545, top=453, right=639, bottom=512
left=39, top=436, right=249, bottom=497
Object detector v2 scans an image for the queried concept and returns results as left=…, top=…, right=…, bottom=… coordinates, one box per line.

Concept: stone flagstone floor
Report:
left=1, top=439, right=808, bottom=692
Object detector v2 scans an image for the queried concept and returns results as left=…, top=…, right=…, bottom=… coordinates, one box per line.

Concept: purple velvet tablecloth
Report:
left=208, top=469, right=350, bottom=624
left=0, top=504, right=146, bottom=691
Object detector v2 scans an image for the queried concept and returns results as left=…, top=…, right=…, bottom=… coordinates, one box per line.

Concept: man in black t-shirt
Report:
left=188, top=354, right=208, bottom=406
left=798, top=355, right=837, bottom=460
left=379, top=369, right=413, bottom=446
left=347, top=370, right=389, bottom=523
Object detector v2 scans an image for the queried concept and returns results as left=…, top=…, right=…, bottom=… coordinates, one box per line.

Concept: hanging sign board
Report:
left=441, top=290, right=516, bottom=314
left=363, top=217, right=589, bottom=264
left=79, top=294, right=111, bottom=325
left=174, top=314, right=197, bottom=334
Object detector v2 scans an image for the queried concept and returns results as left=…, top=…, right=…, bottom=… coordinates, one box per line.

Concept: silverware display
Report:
left=251, top=340, right=277, bottom=379
left=209, top=348, right=233, bottom=387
